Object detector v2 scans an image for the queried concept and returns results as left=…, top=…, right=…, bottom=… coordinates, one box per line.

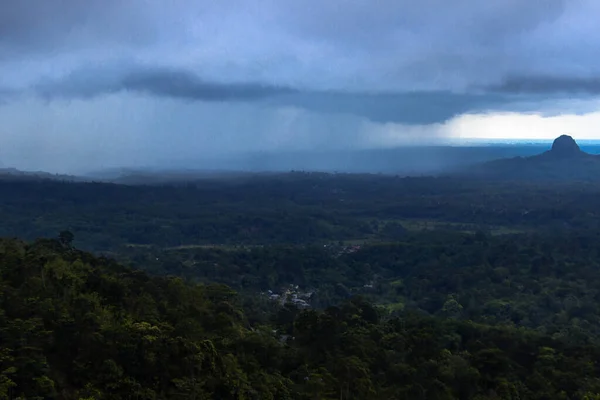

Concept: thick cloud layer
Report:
left=490, top=76, right=600, bottom=94
left=2, top=0, right=592, bottom=91
left=1, top=0, right=600, bottom=172
left=34, top=65, right=295, bottom=101
left=29, top=63, right=514, bottom=124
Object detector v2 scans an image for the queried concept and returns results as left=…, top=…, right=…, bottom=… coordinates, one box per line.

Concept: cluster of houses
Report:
left=265, top=284, right=314, bottom=309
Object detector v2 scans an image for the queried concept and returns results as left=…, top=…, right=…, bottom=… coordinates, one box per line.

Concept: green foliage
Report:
left=117, top=230, right=600, bottom=346
left=58, top=231, right=75, bottom=247
left=0, top=238, right=288, bottom=399
left=1, top=238, right=600, bottom=398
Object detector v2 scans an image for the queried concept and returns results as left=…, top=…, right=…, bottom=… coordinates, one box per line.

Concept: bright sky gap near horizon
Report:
left=2, top=0, right=600, bottom=172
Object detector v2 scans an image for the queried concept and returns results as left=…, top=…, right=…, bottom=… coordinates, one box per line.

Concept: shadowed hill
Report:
left=549, top=134, right=584, bottom=157
left=461, top=135, right=600, bottom=181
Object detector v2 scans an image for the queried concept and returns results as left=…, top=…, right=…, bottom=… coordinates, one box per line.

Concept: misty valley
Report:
left=3, top=137, right=600, bottom=398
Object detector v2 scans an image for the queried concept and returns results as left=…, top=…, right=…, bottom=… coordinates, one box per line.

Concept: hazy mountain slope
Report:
left=461, top=135, right=600, bottom=181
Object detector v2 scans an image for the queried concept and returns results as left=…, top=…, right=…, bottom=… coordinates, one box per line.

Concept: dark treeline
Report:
left=1, top=173, right=600, bottom=251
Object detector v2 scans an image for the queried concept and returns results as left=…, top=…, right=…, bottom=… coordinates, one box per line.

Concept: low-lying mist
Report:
left=86, top=144, right=581, bottom=180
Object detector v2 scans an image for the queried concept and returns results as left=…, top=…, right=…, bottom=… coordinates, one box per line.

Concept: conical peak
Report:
left=550, top=135, right=581, bottom=156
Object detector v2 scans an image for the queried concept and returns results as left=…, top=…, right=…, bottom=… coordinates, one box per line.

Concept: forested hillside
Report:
left=121, top=229, right=600, bottom=345
left=3, top=237, right=600, bottom=399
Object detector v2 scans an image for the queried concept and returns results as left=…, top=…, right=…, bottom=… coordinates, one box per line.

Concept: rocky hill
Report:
left=460, top=135, right=600, bottom=181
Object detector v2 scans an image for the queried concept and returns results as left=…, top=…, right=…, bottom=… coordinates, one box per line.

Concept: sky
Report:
left=2, top=0, right=600, bottom=172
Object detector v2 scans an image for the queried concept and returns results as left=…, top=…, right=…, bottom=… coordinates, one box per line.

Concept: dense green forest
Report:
left=4, top=173, right=600, bottom=398
left=4, top=237, right=600, bottom=399
left=121, top=230, right=600, bottom=344
left=1, top=173, right=600, bottom=251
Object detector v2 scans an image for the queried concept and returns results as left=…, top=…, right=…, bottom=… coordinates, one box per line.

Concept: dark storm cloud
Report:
left=490, top=76, right=600, bottom=94
left=30, top=64, right=510, bottom=124
left=0, top=0, right=596, bottom=128
left=1, top=0, right=600, bottom=175
left=34, top=66, right=296, bottom=102
left=271, top=91, right=510, bottom=125
left=0, top=0, right=590, bottom=92
left=122, top=69, right=296, bottom=100
left=1, top=0, right=598, bottom=100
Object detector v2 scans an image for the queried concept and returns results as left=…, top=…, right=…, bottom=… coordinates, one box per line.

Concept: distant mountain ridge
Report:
left=461, top=135, right=600, bottom=181
left=3, top=137, right=600, bottom=183
left=0, top=168, right=83, bottom=182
